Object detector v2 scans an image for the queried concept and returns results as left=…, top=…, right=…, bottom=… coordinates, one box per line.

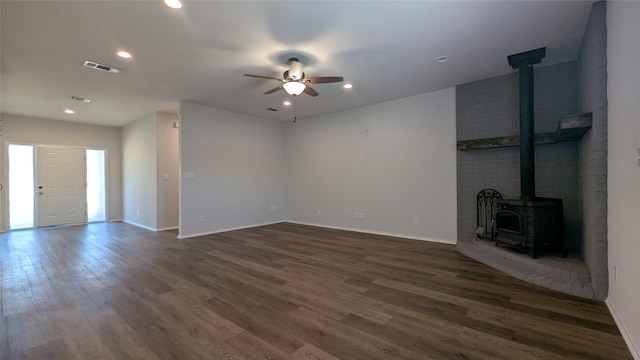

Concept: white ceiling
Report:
left=1, top=1, right=594, bottom=127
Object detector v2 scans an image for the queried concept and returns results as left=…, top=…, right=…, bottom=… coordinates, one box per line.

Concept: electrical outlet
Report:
left=317, top=209, right=321, bottom=215
left=414, top=217, right=419, bottom=224
left=355, top=212, right=365, bottom=219
left=199, top=215, right=205, bottom=222
left=270, top=205, right=278, bottom=212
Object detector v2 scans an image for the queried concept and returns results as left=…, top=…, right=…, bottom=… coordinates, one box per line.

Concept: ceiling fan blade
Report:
left=303, top=85, right=319, bottom=97
left=305, top=76, right=344, bottom=84
left=244, top=74, right=282, bottom=82
left=264, top=85, right=284, bottom=95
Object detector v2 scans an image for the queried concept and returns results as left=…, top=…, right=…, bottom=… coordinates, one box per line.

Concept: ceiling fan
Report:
left=244, top=57, right=343, bottom=97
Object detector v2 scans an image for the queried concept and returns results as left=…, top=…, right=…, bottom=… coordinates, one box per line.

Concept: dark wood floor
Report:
left=1, top=222, right=632, bottom=360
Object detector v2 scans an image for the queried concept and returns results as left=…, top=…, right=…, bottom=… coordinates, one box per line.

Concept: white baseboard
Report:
left=177, top=221, right=285, bottom=239
left=157, top=226, right=178, bottom=231
left=122, top=220, right=157, bottom=232
left=285, top=221, right=456, bottom=245
left=121, top=220, right=179, bottom=233
left=606, top=299, right=640, bottom=360
left=176, top=219, right=455, bottom=245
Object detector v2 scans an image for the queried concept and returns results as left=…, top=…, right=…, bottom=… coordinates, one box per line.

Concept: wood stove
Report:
left=493, top=47, right=564, bottom=258
left=495, top=198, right=563, bottom=258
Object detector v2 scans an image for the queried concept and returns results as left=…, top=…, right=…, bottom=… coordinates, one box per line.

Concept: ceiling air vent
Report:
left=71, top=96, right=91, bottom=103
left=266, top=108, right=278, bottom=112
left=83, top=60, right=120, bottom=74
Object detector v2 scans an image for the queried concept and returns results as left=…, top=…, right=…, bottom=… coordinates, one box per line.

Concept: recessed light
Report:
left=343, top=83, right=353, bottom=89
left=117, top=50, right=132, bottom=59
left=436, top=56, right=449, bottom=63
left=64, top=109, right=75, bottom=114
left=283, top=101, right=292, bottom=106
left=164, top=0, right=183, bottom=9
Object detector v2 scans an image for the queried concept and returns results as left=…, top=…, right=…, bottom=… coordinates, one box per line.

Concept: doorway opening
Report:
left=7, top=144, right=107, bottom=229
left=8, top=144, right=34, bottom=229
left=86, top=149, right=106, bottom=222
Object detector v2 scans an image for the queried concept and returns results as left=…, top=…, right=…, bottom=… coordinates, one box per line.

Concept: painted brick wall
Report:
left=578, top=1, right=608, bottom=300
left=456, top=61, right=580, bottom=249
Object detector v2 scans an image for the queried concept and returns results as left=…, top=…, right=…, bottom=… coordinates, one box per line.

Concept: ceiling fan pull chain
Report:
left=293, top=97, right=297, bottom=123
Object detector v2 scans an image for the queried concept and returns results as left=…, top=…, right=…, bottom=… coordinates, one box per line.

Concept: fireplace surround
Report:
left=455, top=2, right=609, bottom=300
left=489, top=48, right=565, bottom=258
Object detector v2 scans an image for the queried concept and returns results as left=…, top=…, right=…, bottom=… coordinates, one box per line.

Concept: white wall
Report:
left=179, top=102, right=285, bottom=238
left=156, top=112, right=179, bottom=230
left=607, top=2, right=640, bottom=358
left=122, top=113, right=157, bottom=230
left=285, top=88, right=457, bottom=243
left=1, top=114, right=123, bottom=222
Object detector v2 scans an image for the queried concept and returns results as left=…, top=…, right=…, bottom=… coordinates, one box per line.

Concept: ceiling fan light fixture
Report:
left=283, top=81, right=306, bottom=96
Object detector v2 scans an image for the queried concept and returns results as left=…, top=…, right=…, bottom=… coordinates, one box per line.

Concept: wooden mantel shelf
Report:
left=457, top=112, right=592, bottom=150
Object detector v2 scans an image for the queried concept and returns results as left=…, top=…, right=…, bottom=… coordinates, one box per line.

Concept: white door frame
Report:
left=2, top=142, right=110, bottom=230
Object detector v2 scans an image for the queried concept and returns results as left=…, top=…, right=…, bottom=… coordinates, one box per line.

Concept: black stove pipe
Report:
left=507, top=47, right=546, bottom=203
left=518, top=64, right=535, bottom=202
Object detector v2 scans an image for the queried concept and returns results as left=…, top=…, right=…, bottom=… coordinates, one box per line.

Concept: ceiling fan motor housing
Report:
left=283, top=70, right=305, bottom=81
left=287, top=58, right=304, bottom=80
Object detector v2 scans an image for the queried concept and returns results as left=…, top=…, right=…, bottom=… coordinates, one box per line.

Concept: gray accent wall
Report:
left=578, top=1, right=608, bottom=301
left=456, top=61, right=580, bottom=249
left=456, top=1, right=610, bottom=301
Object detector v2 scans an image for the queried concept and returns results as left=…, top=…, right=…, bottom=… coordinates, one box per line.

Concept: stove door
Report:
left=496, top=209, right=523, bottom=235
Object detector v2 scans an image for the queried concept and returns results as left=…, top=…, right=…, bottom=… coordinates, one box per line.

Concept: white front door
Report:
left=36, top=146, right=87, bottom=227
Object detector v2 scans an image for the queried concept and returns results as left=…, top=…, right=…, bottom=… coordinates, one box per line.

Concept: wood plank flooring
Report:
left=1, top=222, right=632, bottom=359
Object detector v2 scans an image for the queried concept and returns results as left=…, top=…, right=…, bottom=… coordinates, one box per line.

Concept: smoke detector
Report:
left=83, top=60, right=120, bottom=74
